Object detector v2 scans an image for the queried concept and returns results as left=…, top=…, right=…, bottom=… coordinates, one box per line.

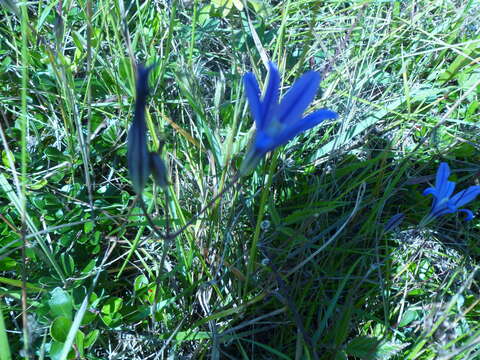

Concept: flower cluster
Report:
left=127, top=62, right=480, bottom=228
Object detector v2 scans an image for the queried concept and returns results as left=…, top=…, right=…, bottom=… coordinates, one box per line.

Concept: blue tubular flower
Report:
left=240, top=62, right=338, bottom=175
left=423, top=162, right=480, bottom=221
left=128, top=64, right=154, bottom=194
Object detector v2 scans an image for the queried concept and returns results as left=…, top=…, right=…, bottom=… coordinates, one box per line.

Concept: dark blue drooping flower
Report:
left=423, top=162, right=480, bottom=221
left=128, top=63, right=168, bottom=194
left=240, top=62, right=338, bottom=175
left=128, top=64, right=152, bottom=194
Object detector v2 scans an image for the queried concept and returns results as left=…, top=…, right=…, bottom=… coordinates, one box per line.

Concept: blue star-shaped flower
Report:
left=240, top=62, right=338, bottom=175
left=423, top=162, right=480, bottom=221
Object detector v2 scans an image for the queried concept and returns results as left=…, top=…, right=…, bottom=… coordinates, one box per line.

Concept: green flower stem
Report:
left=245, top=151, right=278, bottom=294
left=20, top=3, right=30, bottom=358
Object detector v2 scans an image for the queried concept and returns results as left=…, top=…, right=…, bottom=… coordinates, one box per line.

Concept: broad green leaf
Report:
left=49, top=288, right=73, bottom=320
left=50, top=316, right=72, bottom=343
left=49, top=341, right=74, bottom=360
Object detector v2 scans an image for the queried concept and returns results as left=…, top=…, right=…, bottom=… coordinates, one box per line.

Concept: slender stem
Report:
left=151, top=190, right=172, bottom=319
left=20, top=224, right=29, bottom=360
left=85, top=0, right=95, bottom=222
left=245, top=154, right=277, bottom=294
left=20, top=2, right=30, bottom=358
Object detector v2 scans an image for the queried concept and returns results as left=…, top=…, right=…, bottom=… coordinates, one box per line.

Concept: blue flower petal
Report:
left=244, top=72, right=263, bottom=129
left=458, top=209, right=474, bottom=221
left=423, top=187, right=438, bottom=197
left=277, top=70, right=321, bottom=125
left=254, top=131, right=276, bottom=154
left=289, top=108, right=337, bottom=134
left=435, top=162, right=450, bottom=192
left=431, top=206, right=455, bottom=218
left=254, top=108, right=337, bottom=153
left=260, top=62, right=281, bottom=126
left=450, top=185, right=480, bottom=208
left=441, top=181, right=456, bottom=199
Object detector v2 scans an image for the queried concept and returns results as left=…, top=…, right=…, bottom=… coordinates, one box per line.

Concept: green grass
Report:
left=0, top=0, right=479, bottom=359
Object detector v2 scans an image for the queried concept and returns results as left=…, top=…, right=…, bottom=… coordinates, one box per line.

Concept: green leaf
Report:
left=398, top=309, right=419, bottom=327
left=49, top=341, right=63, bottom=360
left=453, top=143, right=476, bottom=158
left=49, top=341, right=74, bottom=360
left=198, top=5, right=212, bottom=26
left=1, top=149, right=15, bottom=168
left=437, top=39, right=480, bottom=83
left=0, top=302, right=12, bottom=360
left=100, top=297, right=123, bottom=327
left=84, top=329, right=99, bottom=349
left=101, top=297, right=123, bottom=315
left=75, top=330, right=85, bottom=357
left=345, top=336, right=381, bottom=359
left=375, top=341, right=409, bottom=360
left=49, top=288, right=73, bottom=320
left=134, top=275, right=148, bottom=292
left=335, top=351, right=348, bottom=360
left=247, top=0, right=267, bottom=14
left=45, top=147, right=69, bottom=162
left=211, top=0, right=234, bottom=17
left=60, top=254, right=76, bottom=277
left=333, top=302, right=353, bottom=347
left=28, top=178, right=48, bottom=190
left=83, top=221, right=94, bottom=234
left=50, top=316, right=72, bottom=343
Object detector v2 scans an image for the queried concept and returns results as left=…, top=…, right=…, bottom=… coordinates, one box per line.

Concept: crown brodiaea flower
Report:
left=423, top=162, right=480, bottom=221
left=240, top=62, right=337, bottom=175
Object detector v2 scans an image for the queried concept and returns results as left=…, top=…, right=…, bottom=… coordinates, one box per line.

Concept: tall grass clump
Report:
left=0, top=0, right=479, bottom=359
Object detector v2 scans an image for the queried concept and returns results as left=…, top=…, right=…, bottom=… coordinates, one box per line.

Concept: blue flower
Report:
left=423, top=162, right=480, bottom=221
left=240, top=62, right=338, bottom=175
